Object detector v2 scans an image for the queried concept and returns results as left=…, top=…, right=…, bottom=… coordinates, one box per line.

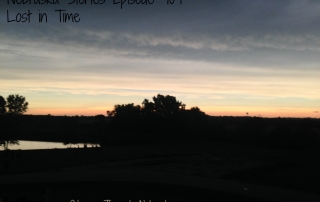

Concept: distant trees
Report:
left=106, top=94, right=207, bottom=135
left=107, top=94, right=186, bottom=119
left=94, top=114, right=105, bottom=122
left=0, top=96, right=6, bottom=115
left=189, top=107, right=206, bottom=117
left=107, top=103, right=142, bottom=131
left=6, top=94, right=29, bottom=115
left=0, top=94, right=29, bottom=115
left=152, top=94, right=185, bottom=117
left=1, top=140, right=20, bottom=150
left=107, top=103, right=141, bottom=118
left=0, top=95, right=28, bottom=142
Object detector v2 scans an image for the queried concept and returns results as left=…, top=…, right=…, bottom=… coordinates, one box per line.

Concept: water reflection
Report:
left=63, top=142, right=100, bottom=149
left=0, top=140, right=100, bottom=150
left=0, top=140, right=20, bottom=150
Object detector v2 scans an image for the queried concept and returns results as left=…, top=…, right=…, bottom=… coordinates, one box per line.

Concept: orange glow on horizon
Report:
left=28, top=108, right=110, bottom=116
left=27, top=107, right=320, bottom=118
left=205, top=109, right=320, bottom=118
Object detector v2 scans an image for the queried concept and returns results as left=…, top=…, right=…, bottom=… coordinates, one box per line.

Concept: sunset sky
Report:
left=1, top=0, right=319, bottom=117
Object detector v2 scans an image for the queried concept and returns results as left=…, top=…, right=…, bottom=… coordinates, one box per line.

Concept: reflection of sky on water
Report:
left=0, top=140, right=100, bottom=150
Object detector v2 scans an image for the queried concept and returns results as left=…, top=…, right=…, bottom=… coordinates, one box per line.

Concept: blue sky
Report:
left=1, top=0, right=319, bottom=117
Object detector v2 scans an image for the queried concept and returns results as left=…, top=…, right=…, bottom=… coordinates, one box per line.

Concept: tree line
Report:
left=0, top=93, right=319, bottom=151
left=106, top=94, right=208, bottom=135
left=0, top=94, right=29, bottom=115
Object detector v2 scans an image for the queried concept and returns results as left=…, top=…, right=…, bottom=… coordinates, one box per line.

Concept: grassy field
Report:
left=1, top=141, right=320, bottom=201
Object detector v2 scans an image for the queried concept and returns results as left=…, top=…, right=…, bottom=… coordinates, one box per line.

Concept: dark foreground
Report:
left=0, top=181, right=271, bottom=202
left=1, top=141, right=320, bottom=201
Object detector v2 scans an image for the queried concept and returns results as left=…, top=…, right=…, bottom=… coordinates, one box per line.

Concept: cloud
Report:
left=1, top=0, right=320, bottom=117
left=1, top=0, right=320, bottom=70
left=2, top=26, right=320, bottom=72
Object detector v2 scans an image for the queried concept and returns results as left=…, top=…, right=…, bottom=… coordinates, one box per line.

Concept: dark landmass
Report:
left=1, top=114, right=320, bottom=201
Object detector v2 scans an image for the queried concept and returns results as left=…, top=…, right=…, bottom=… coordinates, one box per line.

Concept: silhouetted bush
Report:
left=106, top=94, right=208, bottom=138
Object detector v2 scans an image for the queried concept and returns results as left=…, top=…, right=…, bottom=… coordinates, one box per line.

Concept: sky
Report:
left=1, top=0, right=319, bottom=118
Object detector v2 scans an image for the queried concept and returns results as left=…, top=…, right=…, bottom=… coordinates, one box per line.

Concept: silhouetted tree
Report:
left=178, top=106, right=209, bottom=141
left=107, top=103, right=142, bottom=132
left=107, top=103, right=141, bottom=118
left=1, top=140, right=19, bottom=150
left=0, top=95, right=6, bottom=115
left=6, top=94, right=29, bottom=115
left=94, top=114, right=105, bottom=122
left=190, top=107, right=206, bottom=117
left=142, top=99, right=155, bottom=115
left=152, top=94, right=185, bottom=117
left=181, top=107, right=207, bottom=126
left=107, top=95, right=185, bottom=119
left=106, top=94, right=210, bottom=136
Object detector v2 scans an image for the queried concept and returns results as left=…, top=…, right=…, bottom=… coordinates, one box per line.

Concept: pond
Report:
left=0, top=140, right=100, bottom=151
